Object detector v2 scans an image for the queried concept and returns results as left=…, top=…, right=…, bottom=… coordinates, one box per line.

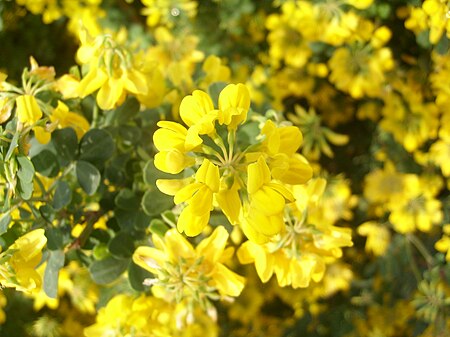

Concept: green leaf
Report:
left=108, top=232, right=135, bottom=259
left=89, top=256, right=129, bottom=285
left=45, top=227, right=64, bottom=250
left=5, top=130, right=19, bottom=161
left=113, top=96, right=140, bottom=124
left=40, top=204, right=55, bottom=223
left=417, top=30, right=431, bottom=49
left=377, top=3, right=391, bottom=19
left=0, top=213, right=11, bottom=235
left=51, top=128, right=78, bottom=166
left=52, top=181, right=72, bottom=210
left=93, top=243, right=110, bottom=260
left=114, top=189, right=141, bottom=210
left=115, top=209, right=137, bottom=231
left=435, top=36, right=450, bottom=55
left=76, top=160, right=101, bottom=195
left=128, top=261, right=152, bottom=292
left=18, top=178, right=33, bottom=200
left=43, top=250, right=65, bottom=299
left=31, top=149, right=60, bottom=177
left=16, top=155, right=35, bottom=183
left=119, top=125, right=142, bottom=145
left=79, top=129, right=115, bottom=167
left=141, top=189, right=173, bottom=216
left=149, top=219, right=169, bottom=237
left=134, top=211, right=152, bottom=230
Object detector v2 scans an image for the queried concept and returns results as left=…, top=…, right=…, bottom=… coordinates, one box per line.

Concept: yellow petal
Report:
left=78, top=67, right=107, bottom=98
left=16, top=95, right=43, bottom=125
left=132, top=246, right=166, bottom=273
left=179, top=90, right=214, bottom=128
left=250, top=186, right=285, bottom=216
left=247, top=208, right=284, bottom=237
left=154, top=150, right=194, bottom=174
left=164, top=229, right=195, bottom=261
left=277, top=126, right=303, bottom=154
left=215, top=186, right=241, bottom=225
left=123, top=69, right=148, bottom=95
left=270, top=154, right=312, bottom=185
left=218, top=83, right=250, bottom=129
left=33, top=126, right=51, bottom=144
left=177, top=206, right=210, bottom=236
left=156, top=178, right=191, bottom=196
left=174, top=182, right=202, bottom=204
left=196, top=226, right=228, bottom=262
left=153, top=121, right=188, bottom=152
left=97, top=77, right=124, bottom=110
left=185, top=126, right=204, bottom=150
left=189, top=187, right=214, bottom=215
left=213, top=263, right=245, bottom=297
left=247, top=156, right=271, bottom=194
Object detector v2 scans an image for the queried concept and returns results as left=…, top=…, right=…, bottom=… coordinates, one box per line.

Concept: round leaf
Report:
left=89, top=256, right=129, bottom=285
left=52, top=181, right=72, bottom=210
left=115, top=189, right=141, bottom=210
left=31, top=149, right=60, bottom=177
left=79, top=129, right=115, bottom=167
left=141, top=189, right=174, bottom=216
left=51, top=128, right=78, bottom=166
left=17, top=155, right=35, bottom=183
left=108, top=232, right=135, bottom=259
left=76, top=160, right=101, bottom=195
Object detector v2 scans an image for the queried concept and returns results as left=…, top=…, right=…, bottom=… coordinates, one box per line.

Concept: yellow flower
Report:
left=389, top=192, right=442, bottom=234
left=238, top=176, right=352, bottom=288
left=133, top=226, right=245, bottom=319
left=15, top=94, right=43, bottom=126
left=0, top=229, right=47, bottom=293
left=83, top=294, right=134, bottom=337
left=266, top=2, right=312, bottom=69
left=153, top=121, right=198, bottom=174
left=153, top=83, right=312, bottom=242
left=435, top=224, right=450, bottom=262
left=200, top=55, right=231, bottom=89
left=429, top=136, right=450, bottom=177
left=241, top=156, right=294, bottom=243
left=85, top=293, right=217, bottom=336
left=363, top=162, right=417, bottom=210
left=259, top=119, right=313, bottom=185
left=357, top=221, right=391, bottom=256
left=0, top=291, right=6, bottom=324
left=328, top=43, right=394, bottom=99
left=179, top=89, right=218, bottom=146
left=346, top=0, right=373, bottom=9
left=0, top=97, right=14, bottom=124
left=174, top=159, right=220, bottom=236
left=376, top=174, right=443, bottom=234
left=380, top=82, right=439, bottom=153
left=217, top=83, right=251, bottom=130
left=50, top=101, right=90, bottom=139
left=76, top=31, right=148, bottom=110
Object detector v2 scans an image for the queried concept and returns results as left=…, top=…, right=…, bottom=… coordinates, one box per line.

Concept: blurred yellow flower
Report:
left=0, top=229, right=47, bottom=293
left=133, top=226, right=245, bottom=321
left=357, top=221, right=391, bottom=256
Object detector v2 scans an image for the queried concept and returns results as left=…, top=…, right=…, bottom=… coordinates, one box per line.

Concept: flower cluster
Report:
left=153, top=83, right=313, bottom=242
